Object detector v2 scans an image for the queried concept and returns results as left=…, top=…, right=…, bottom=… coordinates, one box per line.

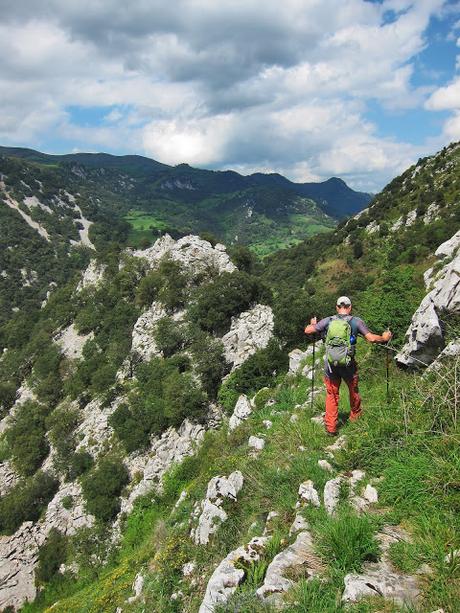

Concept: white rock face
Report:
left=76, top=259, right=107, bottom=292
left=297, top=480, right=320, bottom=508
left=426, top=340, right=460, bottom=372
left=199, top=536, right=269, bottom=613
left=192, top=471, right=244, bottom=545
left=257, top=530, right=319, bottom=603
left=0, top=481, right=94, bottom=611
left=222, top=304, right=274, bottom=370
left=129, top=302, right=185, bottom=363
left=3, top=194, right=50, bottom=241
left=396, top=231, right=460, bottom=368
left=54, top=323, right=94, bottom=360
left=229, top=394, right=252, bottom=431
left=121, top=420, right=206, bottom=515
left=405, top=210, right=417, bottom=226
left=342, top=525, right=420, bottom=606
left=133, top=234, right=236, bottom=276
left=0, top=461, right=18, bottom=496
left=0, top=522, right=45, bottom=610
left=318, top=459, right=333, bottom=472
left=324, top=477, right=343, bottom=516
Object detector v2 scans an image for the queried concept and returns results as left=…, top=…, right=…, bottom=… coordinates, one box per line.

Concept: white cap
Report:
left=336, top=296, right=352, bottom=307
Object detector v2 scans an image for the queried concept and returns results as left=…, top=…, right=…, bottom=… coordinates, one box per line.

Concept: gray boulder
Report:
left=397, top=230, right=460, bottom=368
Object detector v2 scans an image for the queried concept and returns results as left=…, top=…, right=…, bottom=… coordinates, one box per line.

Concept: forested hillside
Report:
left=0, top=146, right=371, bottom=257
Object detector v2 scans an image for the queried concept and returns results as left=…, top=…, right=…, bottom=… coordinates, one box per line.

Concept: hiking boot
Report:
left=326, top=430, right=337, bottom=437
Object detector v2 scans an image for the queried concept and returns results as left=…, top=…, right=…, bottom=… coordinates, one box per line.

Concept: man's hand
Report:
left=304, top=317, right=317, bottom=335
left=382, top=330, right=392, bottom=343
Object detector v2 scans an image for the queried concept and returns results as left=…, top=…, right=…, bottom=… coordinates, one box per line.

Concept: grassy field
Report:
left=124, top=210, right=169, bottom=248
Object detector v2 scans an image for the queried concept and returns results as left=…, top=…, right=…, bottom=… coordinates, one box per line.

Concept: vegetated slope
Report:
left=0, top=154, right=130, bottom=328
left=1, top=141, right=458, bottom=613
left=0, top=146, right=371, bottom=255
left=262, top=140, right=460, bottom=350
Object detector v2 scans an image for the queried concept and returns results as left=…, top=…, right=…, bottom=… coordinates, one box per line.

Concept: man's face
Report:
left=336, top=304, right=352, bottom=314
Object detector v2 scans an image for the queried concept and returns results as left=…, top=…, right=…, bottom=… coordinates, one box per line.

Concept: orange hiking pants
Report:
left=324, top=373, right=362, bottom=434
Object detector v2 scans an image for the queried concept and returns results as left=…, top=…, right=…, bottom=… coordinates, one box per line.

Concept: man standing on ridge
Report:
left=304, top=296, right=392, bottom=436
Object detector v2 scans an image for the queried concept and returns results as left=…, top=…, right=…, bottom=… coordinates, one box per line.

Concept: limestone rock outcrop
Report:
left=133, top=234, right=236, bottom=276
left=54, top=323, right=94, bottom=360
left=129, top=302, right=184, bottom=363
left=396, top=230, right=460, bottom=368
left=199, top=536, right=269, bottom=612
left=191, top=471, right=244, bottom=545
left=257, top=530, right=319, bottom=604
left=228, top=394, right=252, bottom=431
left=222, top=304, right=274, bottom=370
left=342, top=525, right=420, bottom=606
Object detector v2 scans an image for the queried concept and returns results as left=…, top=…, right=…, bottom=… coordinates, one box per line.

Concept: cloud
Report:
left=0, top=0, right=453, bottom=191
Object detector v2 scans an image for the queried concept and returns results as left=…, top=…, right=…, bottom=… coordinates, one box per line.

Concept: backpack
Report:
left=325, top=316, right=355, bottom=367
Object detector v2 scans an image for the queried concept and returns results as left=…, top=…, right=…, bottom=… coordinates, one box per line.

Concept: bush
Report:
left=189, top=271, right=271, bottom=334
left=218, top=340, right=288, bottom=413
left=153, top=317, right=185, bottom=358
left=81, top=456, right=129, bottom=522
left=68, top=450, right=94, bottom=480
left=6, top=401, right=50, bottom=476
left=188, top=331, right=229, bottom=399
left=136, top=257, right=187, bottom=312
left=0, top=471, right=59, bottom=535
left=0, top=381, right=17, bottom=417
left=46, top=403, right=81, bottom=478
left=36, top=528, right=68, bottom=584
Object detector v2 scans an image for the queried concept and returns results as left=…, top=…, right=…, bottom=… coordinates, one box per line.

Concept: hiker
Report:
left=304, top=296, right=392, bottom=436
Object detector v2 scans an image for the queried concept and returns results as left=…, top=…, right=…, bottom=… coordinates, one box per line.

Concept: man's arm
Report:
left=364, top=330, right=392, bottom=343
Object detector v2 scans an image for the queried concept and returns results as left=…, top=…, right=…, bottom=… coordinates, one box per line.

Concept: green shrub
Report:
left=0, top=471, right=59, bottom=535
left=218, top=340, right=288, bottom=413
left=136, top=257, right=187, bottom=312
left=68, top=450, right=94, bottom=480
left=81, top=456, right=129, bottom=522
left=5, top=401, right=50, bottom=476
left=36, top=528, right=68, bottom=584
left=188, top=271, right=271, bottom=334
left=153, top=317, right=185, bottom=358
left=0, top=381, right=17, bottom=417
left=163, top=370, right=206, bottom=426
left=109, top=402, right=158, bottom=453
left=46, top=404, right=81, bottom=477
left=189, top=331, right=229, bottom=399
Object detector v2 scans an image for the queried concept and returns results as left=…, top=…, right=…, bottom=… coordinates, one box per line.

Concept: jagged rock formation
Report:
left=257, top=530, right=319, bottom=604
left=199, top=536, right=269, bottom=613
left=228, top=394, right=253, bottom=431
left=133, top=234, right=236, bottom=275
left=397, top=229, right=460, bottom=368
left=122, top=420, right=206, bottom=515
left=0, top=483, right=94, bottom=611
left=222, top=304, right=274, bottom=370
left=191, top=471, right=244, bottom=545
left=288, top=341, right=323, bottom=378
left=0, top=461, right=18, bottom=496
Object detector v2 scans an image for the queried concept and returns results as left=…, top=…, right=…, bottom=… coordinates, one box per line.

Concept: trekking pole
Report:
left=386, top=344, right=390, bottom=404
left=311, top=332, right=316, bottom=411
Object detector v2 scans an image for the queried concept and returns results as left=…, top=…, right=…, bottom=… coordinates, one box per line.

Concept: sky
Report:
left=1, top=0, right=460, bottom=192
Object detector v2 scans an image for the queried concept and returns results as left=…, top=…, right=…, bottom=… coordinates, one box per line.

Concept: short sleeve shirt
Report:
left=314, top=314, right=370, bottom=379
left=314, top=315, right=369, bottom=338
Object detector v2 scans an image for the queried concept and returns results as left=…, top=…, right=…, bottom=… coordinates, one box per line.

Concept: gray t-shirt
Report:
left=314, top=314, right=370, bottom=379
